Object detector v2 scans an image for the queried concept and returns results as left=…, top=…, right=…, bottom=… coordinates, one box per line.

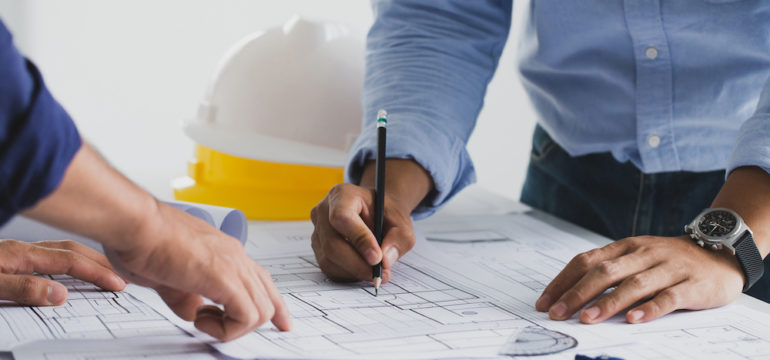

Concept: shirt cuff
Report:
left=727, top=76, right=770, bottom=177
left=345, top=113, right=476, bottom=219
left=727, top=113, right=770, bottom=177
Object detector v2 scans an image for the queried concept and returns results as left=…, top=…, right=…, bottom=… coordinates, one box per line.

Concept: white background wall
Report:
left=0, top=0, right=536, bottom=202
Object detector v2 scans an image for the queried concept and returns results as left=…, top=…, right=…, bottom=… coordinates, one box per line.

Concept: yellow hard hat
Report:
left=173, top=16, right=363, bottom=220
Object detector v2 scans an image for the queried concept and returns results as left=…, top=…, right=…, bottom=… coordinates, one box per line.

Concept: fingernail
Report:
left=583, top=306, right=600, bottom=322
left=385, top=247, right=399, bottom=265
left=628, top=309, right=644, bottom=323
left=364, top=248, right=379, bottom=265
left=535, top=294, right=551, bottom=310
left=549, top=301, right=567, bottom=319
left=47, top=284, right=66, bottom=305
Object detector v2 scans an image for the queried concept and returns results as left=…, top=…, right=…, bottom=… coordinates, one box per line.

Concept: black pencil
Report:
left=372, top=109, right=387, bottom=296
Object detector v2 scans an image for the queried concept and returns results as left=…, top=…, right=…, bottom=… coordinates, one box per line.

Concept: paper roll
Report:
left=0, top=201, right=249, bottom=252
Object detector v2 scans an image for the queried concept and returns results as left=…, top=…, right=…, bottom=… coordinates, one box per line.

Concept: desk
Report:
left=2, top=186, right=769, bottom=358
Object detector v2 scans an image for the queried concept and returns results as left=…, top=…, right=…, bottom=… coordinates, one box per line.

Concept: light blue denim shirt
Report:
left=347, top=0, right=770, bottom=218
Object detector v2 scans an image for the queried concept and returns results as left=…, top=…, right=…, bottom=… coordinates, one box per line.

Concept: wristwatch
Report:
left=684, top=208, right=764, bottom=291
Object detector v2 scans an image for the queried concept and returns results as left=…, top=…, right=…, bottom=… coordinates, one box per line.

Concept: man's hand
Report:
left=23, top=144, right=290, bottom=341
left=103, top=201, right=291, bottom=341
left=535, top=235, right=744, bottom=324
left=536, top=167, right=770, bottom=325
left=310, top=184, right=415, bottom=283
left=310, top=159, right=433, bottom=284
left=0, top=239, right=126, bottom=306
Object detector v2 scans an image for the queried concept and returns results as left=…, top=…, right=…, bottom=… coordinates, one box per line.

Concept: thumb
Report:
left=0, top=273, right=68, bottom=306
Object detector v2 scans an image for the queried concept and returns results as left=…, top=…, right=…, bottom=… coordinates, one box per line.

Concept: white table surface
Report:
left=1, top=185, right=768, bottom=359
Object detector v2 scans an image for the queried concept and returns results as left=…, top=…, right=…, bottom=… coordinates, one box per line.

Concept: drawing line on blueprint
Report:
left=0, top=274, right=188, bottom=348
left=628, top=324, right=770, bottom=360
left=252, top=254, right=553, bottom=357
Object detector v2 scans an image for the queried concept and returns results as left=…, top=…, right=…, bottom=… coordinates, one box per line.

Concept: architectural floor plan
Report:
left=216, top=215, right=770, bottom=360
left=421, top=213, right=770, bottom=360
left=0, top=275, right=190, bottom=351
left=4, top=211, right=770, bottom=359
left=218, top=248, right=562, bottom=359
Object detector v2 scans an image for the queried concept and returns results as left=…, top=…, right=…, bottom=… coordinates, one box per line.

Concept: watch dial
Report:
left=698, top=210, right=737, bottom=237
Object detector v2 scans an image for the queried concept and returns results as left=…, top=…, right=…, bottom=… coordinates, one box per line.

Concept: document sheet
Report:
left=0, top=276, right=193, bottom=351
left=420, top=214, right=770, bottom=359
left=209, top=216, right=770, bottom=359
left=2, top=212, right=770, bottom=359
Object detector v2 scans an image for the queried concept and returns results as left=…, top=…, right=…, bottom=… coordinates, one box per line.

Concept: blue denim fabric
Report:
left=521, top=125, right=770, bottom=303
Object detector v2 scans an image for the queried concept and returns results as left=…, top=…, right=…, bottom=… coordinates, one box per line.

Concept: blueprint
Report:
left=215, top=220, right=572, bottom=359
left=0, top=275, right=192, bottom=351
left=213, top=215, right=770, bottom=359
left=420, top=213, right=770, bottom=360
left=12, top=337, right=218, bottom=360
left=3, top=212, right=770, bottom=359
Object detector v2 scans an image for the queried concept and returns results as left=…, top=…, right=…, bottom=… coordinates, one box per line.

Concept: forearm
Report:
left=359, top=159, right=433, bottom=213
left=21, top=143, right=157, bottom=252
left=712, top=166, right=770, bottom=257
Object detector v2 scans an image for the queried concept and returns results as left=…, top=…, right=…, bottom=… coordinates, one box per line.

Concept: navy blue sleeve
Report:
left=0, top=20, right=82, bottom=225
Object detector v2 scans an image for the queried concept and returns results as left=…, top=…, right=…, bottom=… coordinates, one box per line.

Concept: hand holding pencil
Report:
left=310, top=111, right=435, bottom=288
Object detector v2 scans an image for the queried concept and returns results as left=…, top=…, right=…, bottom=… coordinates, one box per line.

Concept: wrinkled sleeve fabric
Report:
left=728, top=76, right=770, bottom=177
left=346, top=0, right=512, bottom=219
left=0, top=20, right=81, bottom=225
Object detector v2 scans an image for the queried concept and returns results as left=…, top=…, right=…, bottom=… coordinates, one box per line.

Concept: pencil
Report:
left=372, top=109, right=387, bottom=296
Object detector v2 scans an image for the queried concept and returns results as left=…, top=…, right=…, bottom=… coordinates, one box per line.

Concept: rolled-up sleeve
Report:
left=728, top=76, right=770, bottom=177
left=0, top=21, right=81, bottom=225
left=346, top=0, right=512, bottom=219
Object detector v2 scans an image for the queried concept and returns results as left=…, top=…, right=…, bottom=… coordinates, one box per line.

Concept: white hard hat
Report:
left=174, top=16, right=365, bottom=220
left=185, top=15, right=363, bottom=167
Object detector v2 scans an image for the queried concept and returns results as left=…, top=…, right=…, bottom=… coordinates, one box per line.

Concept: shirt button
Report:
left=645, top=46, right=659, bottom=60
left=647, top=134, right=661, bottom=148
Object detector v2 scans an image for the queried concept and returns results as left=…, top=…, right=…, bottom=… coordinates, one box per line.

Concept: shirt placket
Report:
left=623, top=0, right=681, bottom=172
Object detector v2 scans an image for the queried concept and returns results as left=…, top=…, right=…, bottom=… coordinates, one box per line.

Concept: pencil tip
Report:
left=373, top=277, right=382, bottom=296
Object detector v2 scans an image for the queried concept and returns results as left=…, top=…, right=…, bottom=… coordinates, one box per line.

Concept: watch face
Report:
left=698, top=210, right=737, bottom=237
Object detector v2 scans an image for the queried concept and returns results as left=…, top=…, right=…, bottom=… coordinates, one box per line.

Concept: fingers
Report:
left=625, top=274, right=735, bottom=324
left=311, top=193, right=375, bottom=282
left=194, top=279, right=256, bottom=342
left=23, top=244, right=126, bottom=291
left=326, top=184, right=381, bottom=265
left=536, top=240, right=629, bottom=312
left=243, top=263, right=276, bottom=332
left=155, top=286, right=204, bottom=321
left=311, top=183, right=418, bottom=286
left=578, top=264, right=685, bottom=324
left=537, top=235, right=745, bottom=325
left=194, top=269, right=280, bottom=341
left=313, top=250, right=364, bottom=282
left=626, top=285, right=687, bottom=324
left=35, top=240, right=113, bottom=270
left=255, top=263, right=292, bottom=331
left=547, top=251, right=658, bottom=321
left=194, top=257, right=290, bottom=341
left=0, top=273, right=68, bottom=305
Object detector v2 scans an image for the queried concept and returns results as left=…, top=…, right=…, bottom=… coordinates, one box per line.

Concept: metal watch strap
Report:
left=734, top=231, right=764, bottom=292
